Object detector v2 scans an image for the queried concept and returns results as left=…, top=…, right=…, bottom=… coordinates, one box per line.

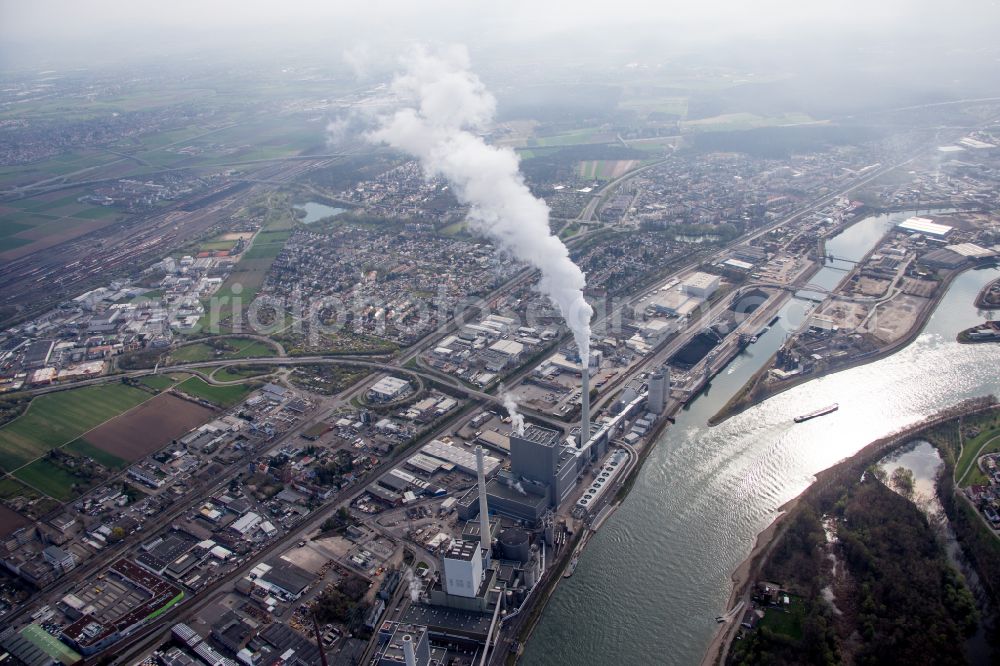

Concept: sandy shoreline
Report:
left=699, top=494, right=800, bottom=666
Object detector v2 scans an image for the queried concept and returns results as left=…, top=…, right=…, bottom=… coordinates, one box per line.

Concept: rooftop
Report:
left=897, top=216, right=953, bottom=236
left=513, top=424, right=560, bottom=448
left=402, top=604, right=494, bottom=641
left=444, top=539, right=479, bottom=562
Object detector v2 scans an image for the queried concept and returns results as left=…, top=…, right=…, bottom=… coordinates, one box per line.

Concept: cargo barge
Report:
left=793, top=403, right=839, bottom=423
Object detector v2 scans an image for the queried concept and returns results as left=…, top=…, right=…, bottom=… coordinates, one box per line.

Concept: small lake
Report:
left=879, top=439, right=944, bottom=501
left=878, top=439, right=994, bottom=665
left=294, top=201, right=346, bottom=224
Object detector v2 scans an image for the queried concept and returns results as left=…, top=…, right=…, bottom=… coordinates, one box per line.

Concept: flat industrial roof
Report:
left=681, top=271, right=720, bottom=288
left=514, top=424, right=560, bottom=447
left=422, top=439, right=500, bottom=475
left=403, top=604, right=493, bottom=639
left=897, top=216, right=952, bottom=236
left=946, top=243, right=995, bottom=259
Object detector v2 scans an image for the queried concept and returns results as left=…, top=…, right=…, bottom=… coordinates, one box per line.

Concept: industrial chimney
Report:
left=402, top=634, right=417, bottom=666
left=580, top=365, right=590, bottom=448
left=475, top=446, right=491, bottom=561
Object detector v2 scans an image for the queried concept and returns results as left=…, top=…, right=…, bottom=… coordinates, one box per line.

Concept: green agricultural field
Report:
left=533, top=128, right=610, bottom=147
left=176, top=377, right=253, bottom=408
left=0, top=236, right=32, bottom=252
left=213, top=365, right=272, bottom=382
left=241, top=229, right=292, bottom=260
left=0, top=149, right=119, bottom=189
left=171, top=343, right=220, bottom=363
left=139, top=374, right=180, bottom=391
left=13, top=458, right=88, bottom=501
left=0, top=477, right=40, bottom=501
left=72, top=206, right=120, bottom=220
left=190, top=194, right=297, bottom=334
left=21, top=193, right=86, bottom=213
left=172, top=337, right=277, bottom=363
left=0, top=384, right=151, bottom=471
left=0, top=206, right=125, bottom=258
left=67, top=438, right=128, bottom=469
left=681, top=111, right=815, bottom=133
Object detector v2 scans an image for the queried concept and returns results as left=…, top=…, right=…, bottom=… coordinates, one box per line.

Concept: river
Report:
left=521, top=212, right=1000, bottom=665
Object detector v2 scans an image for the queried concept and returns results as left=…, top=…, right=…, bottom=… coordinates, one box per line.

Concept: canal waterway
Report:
left=522, top=212, right=1000, bottom=665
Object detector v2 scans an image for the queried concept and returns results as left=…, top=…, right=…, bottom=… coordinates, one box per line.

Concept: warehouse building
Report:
left=680, top=272, right=721, bottom=299
left=367, top=376, right=412, bottom=402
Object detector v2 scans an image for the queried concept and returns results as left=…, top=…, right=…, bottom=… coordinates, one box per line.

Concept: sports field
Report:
left=0, top=384, right=151, bottom=472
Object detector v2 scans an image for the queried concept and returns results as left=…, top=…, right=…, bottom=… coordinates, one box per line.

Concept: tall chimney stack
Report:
left=402, top=634, right=417, bottom=666
left=580, top=365, right=590, bottom=448
left=475, top=446, right=491, bottom=560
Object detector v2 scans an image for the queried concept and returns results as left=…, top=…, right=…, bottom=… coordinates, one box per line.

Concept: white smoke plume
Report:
left=366, top=44, right=593, bottom=364
left=500, top=384, right=525, bottom=436
left=404, top=566, right=422, bottom=602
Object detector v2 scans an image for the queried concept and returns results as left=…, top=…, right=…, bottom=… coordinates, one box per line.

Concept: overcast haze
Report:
left=3, top=0, right=1000, bottom=80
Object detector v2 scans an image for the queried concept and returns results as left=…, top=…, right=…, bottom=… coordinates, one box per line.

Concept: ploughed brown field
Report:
left=82, top=392, right=216, bottom=462
left=0, top=504, right=29, bottom=537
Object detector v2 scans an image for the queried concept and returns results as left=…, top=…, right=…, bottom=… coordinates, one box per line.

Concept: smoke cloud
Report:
left=404, top=566, right=422, bottom=602
left=501, top=384, right=525, bottom=436
left=366, top=44, right=593, bottom=363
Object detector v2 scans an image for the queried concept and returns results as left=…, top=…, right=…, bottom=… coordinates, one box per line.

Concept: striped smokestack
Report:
left=475, top=445, right=491, bottom=559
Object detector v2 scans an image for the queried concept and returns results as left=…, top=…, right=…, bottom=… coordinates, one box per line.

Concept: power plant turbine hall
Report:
left=367, top=44, right=593, bottom=365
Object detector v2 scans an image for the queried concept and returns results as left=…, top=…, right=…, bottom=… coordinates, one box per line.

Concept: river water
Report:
left=878, top=441, right=994, bottom=664
left=522, top=212, right=1000, bottom=665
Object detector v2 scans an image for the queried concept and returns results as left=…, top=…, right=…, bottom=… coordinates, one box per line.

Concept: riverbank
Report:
left=701, top=397, right=1000, bottom=666
left=700, top=495, right=799, bottom=666
left=975, top=276, right=1000, bottom=309
left=958, top=321, right=1000, bottom=344
left=710, top=260, right=977, bottom=426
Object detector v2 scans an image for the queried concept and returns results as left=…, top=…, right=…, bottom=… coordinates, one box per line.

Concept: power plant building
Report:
left=510, top=425, right=582, bottom=508
left=509, top=425, right=560, bottom=484
left=374, top=622, right=438, bottom=666
left=442, top=540, right=484, bottom=599
left=457, top=472, right=550, bottom=524
left=647, top=369, right=670, bottom=415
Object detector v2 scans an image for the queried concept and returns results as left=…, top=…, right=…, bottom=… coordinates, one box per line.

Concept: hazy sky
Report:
left=3, top=0, right=1000, bottom=73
